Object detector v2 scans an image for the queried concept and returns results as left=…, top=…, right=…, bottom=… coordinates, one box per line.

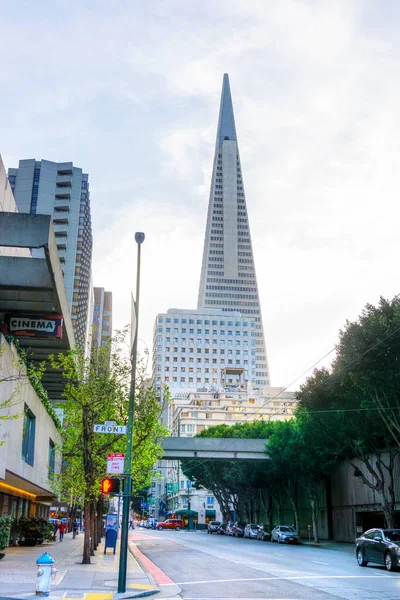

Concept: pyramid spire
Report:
left=216, top=74, right=237, bottom=149
left=197, top=74, right=270, bottom=389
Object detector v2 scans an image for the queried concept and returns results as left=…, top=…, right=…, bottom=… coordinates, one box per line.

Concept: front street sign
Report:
left=93, top=421, right=127, bottom=434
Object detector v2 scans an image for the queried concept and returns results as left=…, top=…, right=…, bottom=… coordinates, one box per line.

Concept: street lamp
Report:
left=118, top=232, right=145, bottom=595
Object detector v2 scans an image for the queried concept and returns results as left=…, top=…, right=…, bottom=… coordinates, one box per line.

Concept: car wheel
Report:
left=157, top=526, right=163, bottom=531
left=385, top=552, right=395, bottom=571
left=356, top=549, right=367, bottom=567
left=175, top=526, right=181, bottom=531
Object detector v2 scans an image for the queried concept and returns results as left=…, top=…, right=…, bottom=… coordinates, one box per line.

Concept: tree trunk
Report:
left=97, top=498, right=103, bottom=543
left=289, top=496, right=299, bottom=533
left=89, top=502, right=95, bottom=556
left=309, top=495, right=319, bottom=544
left=82, top=500, right=91, bottom=564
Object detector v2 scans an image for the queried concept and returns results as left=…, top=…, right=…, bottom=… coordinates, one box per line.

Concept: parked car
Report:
left=356, top=528, right=400, bottom=571
left=225, top=522, right=235, bottom=536
left=138, top=520, right=144, bottom=527
left=257, top=524, right=272, bottom=541
left=232, top=522, right=247, bottom=538
left=145, top=518, right=158, bottom=529
left=271, top=525, right=299, bottom=544
left=207, top=521, right=222, bottom=534
left=216, top=523, right=227, bottom=535
left=156, top=519, right=184, bottom=531
left=244, top=524, right=260, bottom=539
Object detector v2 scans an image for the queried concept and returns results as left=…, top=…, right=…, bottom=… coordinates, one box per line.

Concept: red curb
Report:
left=128, top=541, right=174, bottom=586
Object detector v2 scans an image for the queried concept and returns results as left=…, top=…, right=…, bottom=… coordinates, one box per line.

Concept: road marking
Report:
left=273, top=553, right=285, bottom=556
left=171, top=574, right=392, bottom=586
left=312, top=560, right=329, bottom=565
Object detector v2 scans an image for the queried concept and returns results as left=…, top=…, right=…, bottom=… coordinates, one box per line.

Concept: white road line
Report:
left=312, top=560, right=329, bottom=565
left=273, top=553, right=285, bottom=556
left=171, top=574, right=392, bottom=586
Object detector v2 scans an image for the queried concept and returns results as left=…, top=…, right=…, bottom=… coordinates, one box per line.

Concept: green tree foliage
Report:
left=51, top=330, right=169, bottom=564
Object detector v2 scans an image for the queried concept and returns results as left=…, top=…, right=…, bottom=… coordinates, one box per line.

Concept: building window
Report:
left=207, top=496, right=214, bottom=505
left=22, top=405, right=36, bottom=466
left=48, top=439, right=55, bottom=477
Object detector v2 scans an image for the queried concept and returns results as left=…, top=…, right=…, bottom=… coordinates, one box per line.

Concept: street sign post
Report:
left=107, top=453, right=125, bottom=474
left=93, top=421, right=127, bottom=434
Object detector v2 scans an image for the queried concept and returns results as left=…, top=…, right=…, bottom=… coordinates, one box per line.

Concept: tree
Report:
left=52, top=330, right=169, bottom=564
left=297, top=297, right=400, bottom=528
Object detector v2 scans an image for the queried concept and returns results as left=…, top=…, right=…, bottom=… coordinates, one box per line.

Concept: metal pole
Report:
left=117, top=492, right=122, bottom=535
left=118, top=232, right=145, bottom=594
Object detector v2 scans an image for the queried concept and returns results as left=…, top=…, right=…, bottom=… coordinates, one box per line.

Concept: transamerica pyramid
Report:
left=197, top=74, right=270, bottom=388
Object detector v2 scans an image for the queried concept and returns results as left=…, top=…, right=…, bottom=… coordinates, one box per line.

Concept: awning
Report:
left=206, top=510, right=216, bottom=518
left=174, top=509, right=198, bottom=517
left=0, top=213, right=75, bottom=403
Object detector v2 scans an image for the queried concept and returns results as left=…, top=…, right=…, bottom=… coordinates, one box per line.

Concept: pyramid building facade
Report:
left=197, top=74, right=270, bottom=388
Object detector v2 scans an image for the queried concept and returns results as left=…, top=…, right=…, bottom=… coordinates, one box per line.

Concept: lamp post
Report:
left=117, top=232, right=145, bottom=595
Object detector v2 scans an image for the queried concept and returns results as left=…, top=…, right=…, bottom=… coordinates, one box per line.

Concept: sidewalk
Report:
left=0, top=531, right=181, bottom=600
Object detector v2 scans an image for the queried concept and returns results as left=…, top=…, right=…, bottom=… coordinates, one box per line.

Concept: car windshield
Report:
left=384, top=530, right=400, bottom=542
left=250, top=524, right=259, bottom=529
left=281, top=526, right=295, bottom=532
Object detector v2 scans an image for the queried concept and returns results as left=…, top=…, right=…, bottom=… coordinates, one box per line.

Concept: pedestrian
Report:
left=72, top=521, right=78, bottom=539
left=53, top=521, right=58, bottom=541
left=59, top=521, right=66, bottom=542
left=129, top=520, right=132, bottom=529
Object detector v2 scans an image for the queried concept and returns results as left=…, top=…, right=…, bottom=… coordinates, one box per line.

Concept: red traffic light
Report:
left=101, top=478, right=120, bottom=494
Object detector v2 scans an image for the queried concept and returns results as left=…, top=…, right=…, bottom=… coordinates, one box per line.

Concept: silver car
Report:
left=271, top=525, right=299, bottom=544
left=244, top=524, right=260, bottom=539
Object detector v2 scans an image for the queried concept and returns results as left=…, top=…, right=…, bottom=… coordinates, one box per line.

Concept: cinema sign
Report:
left=5, top=314, right=64, bottom=339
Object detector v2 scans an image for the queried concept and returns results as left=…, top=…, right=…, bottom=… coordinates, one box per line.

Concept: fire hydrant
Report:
left=36, top=552, right=56, bottom=596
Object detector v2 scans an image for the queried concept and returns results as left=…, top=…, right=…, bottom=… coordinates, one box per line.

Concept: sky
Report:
left=1, top=0, right=400, bottom=390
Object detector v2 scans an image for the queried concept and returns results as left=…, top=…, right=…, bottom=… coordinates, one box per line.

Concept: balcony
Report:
left=53, top=223, right=68, bottom=237
left=56, top=175, right=72, bottom=188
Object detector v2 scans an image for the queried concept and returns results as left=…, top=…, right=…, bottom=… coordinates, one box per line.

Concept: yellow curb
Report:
left=129, top=584, right=154, bottom=590
left=64, top=595, right=113, bottom=600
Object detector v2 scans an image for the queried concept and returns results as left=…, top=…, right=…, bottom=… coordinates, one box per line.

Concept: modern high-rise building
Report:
left=92, top=287, right=113, bottom=350
left=198, top=74, right=270, bottom=388
left=8, top=159, right=93, bottom=350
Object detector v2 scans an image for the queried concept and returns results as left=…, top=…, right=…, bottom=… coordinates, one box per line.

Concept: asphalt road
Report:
left=133, top=529, right=400, bottom=600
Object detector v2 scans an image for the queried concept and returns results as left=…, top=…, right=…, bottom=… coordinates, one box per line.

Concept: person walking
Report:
left=58, top=521, right=66, bottom=542
left=72, top=521, right=78, bottom=539
left=53, top=521, right=58, bottom=541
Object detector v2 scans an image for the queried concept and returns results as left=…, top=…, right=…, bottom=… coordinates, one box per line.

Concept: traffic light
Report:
left=101, top=477, right=120, bottom=494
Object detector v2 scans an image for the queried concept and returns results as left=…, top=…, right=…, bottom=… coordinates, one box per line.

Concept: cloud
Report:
left=2, top=0, right=400, bottom=389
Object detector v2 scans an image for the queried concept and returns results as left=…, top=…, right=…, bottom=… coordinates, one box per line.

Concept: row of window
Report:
left=206, top=285, right=257, bottom=292
left=158, top=345, right=253, bottom=354
left=205, top=299, right=259, bottom=307
left=157, top=318, right=251, bottom=326
left=156, top=362, right=251, bottom=372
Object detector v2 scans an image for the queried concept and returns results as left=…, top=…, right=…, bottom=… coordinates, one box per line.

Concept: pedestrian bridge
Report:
left=161, top=437, right=268, bottom=461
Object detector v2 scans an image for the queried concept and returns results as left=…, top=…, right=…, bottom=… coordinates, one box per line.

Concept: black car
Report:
left=257, top=524, right=272, bottom=541
left=356, top=528, right=400, bottom=571
left=232, top=521, right=247, bottom=538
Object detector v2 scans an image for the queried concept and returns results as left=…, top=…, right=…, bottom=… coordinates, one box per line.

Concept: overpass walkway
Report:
left=161, top=437, right=268, bottom=461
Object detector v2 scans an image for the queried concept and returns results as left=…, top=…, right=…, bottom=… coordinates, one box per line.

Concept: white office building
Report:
left=152, top=307, right=256, bottom=394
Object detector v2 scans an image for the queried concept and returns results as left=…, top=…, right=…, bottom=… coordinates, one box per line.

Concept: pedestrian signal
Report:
left=101, top=478, right=120, bottom=494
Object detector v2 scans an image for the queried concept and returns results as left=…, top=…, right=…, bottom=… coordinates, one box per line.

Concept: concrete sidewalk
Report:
left=0, top=531, right=180, bottom=600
